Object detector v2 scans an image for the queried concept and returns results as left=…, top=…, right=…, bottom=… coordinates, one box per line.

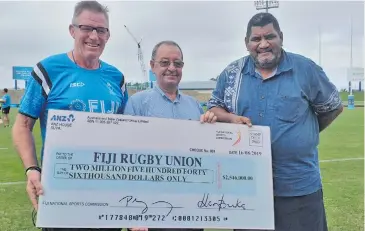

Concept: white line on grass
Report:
left=0, top=147, right=9, bottom=150
left=320, top=157, right=364, bottom=163
left=0, top=157, right=362, bottom=186
left=0, top=181, right=25, bottom=185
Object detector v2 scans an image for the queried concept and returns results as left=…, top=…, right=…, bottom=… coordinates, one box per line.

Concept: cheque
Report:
left=36, top=109, right=274, bottom=230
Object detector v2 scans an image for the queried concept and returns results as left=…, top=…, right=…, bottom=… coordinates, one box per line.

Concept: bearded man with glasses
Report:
left=12, top=1, right=127, bottom=231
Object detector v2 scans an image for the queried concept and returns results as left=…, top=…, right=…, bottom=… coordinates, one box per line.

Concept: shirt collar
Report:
left=153, top=84, right=181, bottom=103
left=244, top=49, right=293, bottom=76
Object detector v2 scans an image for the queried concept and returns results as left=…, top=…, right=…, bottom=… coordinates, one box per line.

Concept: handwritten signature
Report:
left=118, top=195, right=176, bottom=216
left=197, top=193, right=246, bottom=211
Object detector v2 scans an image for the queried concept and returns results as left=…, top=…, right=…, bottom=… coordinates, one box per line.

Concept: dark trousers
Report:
left=235, top=189, right=328, bottom=231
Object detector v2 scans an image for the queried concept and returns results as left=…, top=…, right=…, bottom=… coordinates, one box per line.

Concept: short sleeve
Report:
left=124, top=96, right=137, bottom=116
left=18, top=67, right=47, bottom=119
left=309, top=62, right=342, bottom=114
left=118, top=74, right=129, bottom=114
left=207, top=72, right=228, bottom=111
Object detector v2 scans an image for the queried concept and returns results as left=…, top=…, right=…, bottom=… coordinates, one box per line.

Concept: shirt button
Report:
left=259, top=113, right=263, bottom=117
left=261, top=95, right=265, bottom=99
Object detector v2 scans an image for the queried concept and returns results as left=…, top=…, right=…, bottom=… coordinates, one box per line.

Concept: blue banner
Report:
left=13, top=66, right=33, bottom=80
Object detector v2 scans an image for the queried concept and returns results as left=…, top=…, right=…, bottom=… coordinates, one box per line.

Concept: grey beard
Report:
left=253, top=49, right=283, bottom=70
left=254, top=55, right=280, bottom=70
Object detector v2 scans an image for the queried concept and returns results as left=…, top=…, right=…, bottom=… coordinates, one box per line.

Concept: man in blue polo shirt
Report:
left=208, top=13, right=343, bottom=231
left=12, top=1, right=126, bottom=231
left=125, top=40, right=216, bottom=231
left=0, top=88, right=11, bottom=127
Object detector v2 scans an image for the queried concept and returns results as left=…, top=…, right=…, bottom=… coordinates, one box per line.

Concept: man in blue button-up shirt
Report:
left=125, top=40, right=216, bottom=231
left=208, top=13, right=343, bottom=231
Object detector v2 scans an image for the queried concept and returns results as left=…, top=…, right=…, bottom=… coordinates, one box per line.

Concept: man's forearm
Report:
left=209, top=107, right=234, bottom=123
left=12, top=117, right=39, bottom=169
left=317, top=105, right=343, bottom=132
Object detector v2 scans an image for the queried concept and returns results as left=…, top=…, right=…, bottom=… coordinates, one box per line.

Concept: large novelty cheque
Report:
left=36, top=109, right=274, bottom=230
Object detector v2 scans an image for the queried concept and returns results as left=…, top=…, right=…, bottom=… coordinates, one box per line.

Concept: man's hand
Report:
left=26, top=170, right=43, bottom=211
left=229, top=114, right=252, bottom=127
left=200, top=111, right=217, bottom=124
left=209, top=107, right=252, bottom=127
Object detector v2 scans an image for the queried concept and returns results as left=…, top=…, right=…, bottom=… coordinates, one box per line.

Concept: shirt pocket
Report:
left=274, top=95, right=308, bottom=123
left=145, top=108, right=166, bottom=118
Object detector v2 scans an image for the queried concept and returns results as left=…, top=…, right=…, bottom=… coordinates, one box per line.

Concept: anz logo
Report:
left=50, top=114, right=75, bottom=122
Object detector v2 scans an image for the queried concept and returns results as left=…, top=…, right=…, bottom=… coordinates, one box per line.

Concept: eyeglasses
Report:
left=73, top=24, right=109, bottom=36
left=155, top=60, right=184, bottom=68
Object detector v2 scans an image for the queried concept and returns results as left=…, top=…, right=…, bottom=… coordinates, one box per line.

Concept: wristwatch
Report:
left=25, top=166, right=42, bottom=175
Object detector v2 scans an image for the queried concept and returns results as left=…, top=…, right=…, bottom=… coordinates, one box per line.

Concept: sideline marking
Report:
left=320, top=157, right=364, bottom=163
left=0, top=181, right=25, bottom=186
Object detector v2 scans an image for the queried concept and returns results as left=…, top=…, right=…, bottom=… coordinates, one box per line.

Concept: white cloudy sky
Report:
left=0, top=0, right=363, bottom=90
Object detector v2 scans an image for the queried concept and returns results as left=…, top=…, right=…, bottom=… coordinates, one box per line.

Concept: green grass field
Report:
left=339, top=91, right=364, bottom=101
left=339, top=91, right=364, bottom=106
left=0, top=108, right=363, bottom=231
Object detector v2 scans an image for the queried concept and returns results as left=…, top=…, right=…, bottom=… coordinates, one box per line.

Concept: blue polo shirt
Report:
left=208, top=50, right=342, bottom=197
left=2, top=94, right=11, bottom=108
left=124, top=85, right=204, bottom=120
left=19, top=53, right=128, bottom=161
